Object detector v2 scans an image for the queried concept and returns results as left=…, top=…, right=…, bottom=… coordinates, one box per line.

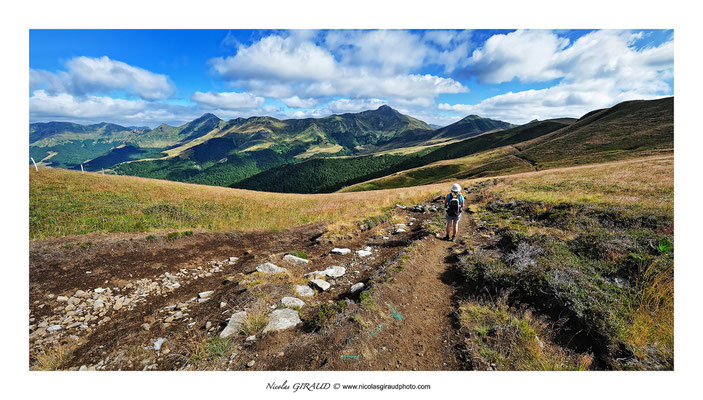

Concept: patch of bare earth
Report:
left=30, top=206, right=464, bottom=371
left=326, top=235, right=463, bottom=371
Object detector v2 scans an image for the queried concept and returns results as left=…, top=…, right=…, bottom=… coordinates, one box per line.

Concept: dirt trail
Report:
left=328, top=232, right=464, bottom=371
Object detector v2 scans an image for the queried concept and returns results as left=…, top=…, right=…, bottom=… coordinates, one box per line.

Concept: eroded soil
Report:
left=29, top=199, right=470, bottom=371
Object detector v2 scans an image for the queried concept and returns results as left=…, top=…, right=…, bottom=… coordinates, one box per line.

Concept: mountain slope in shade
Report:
left=432, top=114, right=516, bottom=140
left=233, top=118, right=574, bottom=193
left=112, top=106, right=446, bottom=186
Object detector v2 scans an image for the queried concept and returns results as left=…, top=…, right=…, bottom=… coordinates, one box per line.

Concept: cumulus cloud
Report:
left=190, top=91, right=265, bottom=110
left=325, top=30, right=429, bottom=75
left=327, top=98, right=387, bottom=113
left=281, top=95, right=318, bottom=108
left=30, top=90, right=147, bottom=119
left=209, top=31, right=469, bottom=110
left=466, top=29, right=673, bottom=86
left=31, top=56, right=174, bottom=100
left=442, top=29, right=674, bottom=123
left=468, top=30, right=569, bottom=84
left=438, top=78, right=670, bottom=124
left=210, top=35, right=338, bottom=82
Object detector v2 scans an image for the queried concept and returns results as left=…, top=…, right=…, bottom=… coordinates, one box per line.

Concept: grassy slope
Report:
left=29, top=167, right=444, bottom=240
left=343, top=97, right=673, bottom=192
left=30, top=155, right=672, bottom=239
left=243, top=118, right=571, bottom=194
left=113, top=106, right=439, bottom=188
left=29, top=156, right=673, bottom=371
left=455, top=155, right=673, bottom=369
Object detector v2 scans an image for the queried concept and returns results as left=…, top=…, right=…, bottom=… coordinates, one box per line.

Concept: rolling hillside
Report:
left=112, top=106, right=511, bottom=187
left=234, top=117, right=577, bottom=193
left=341, top=97, right=673, bottom=191
left=29, top=115, right=227, bottom=170
left=29, top=156, right=673, bottom=372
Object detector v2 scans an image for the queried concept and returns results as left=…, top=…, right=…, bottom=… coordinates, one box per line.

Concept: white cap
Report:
left=451, top=183, right=461, bottom=192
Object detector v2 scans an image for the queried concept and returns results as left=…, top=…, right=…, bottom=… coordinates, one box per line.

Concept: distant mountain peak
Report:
left=459, top=114, right=483, bottom=121
left=198, top=113, right=221, bottom=120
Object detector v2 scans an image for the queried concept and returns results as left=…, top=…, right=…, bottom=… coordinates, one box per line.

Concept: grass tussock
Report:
left=242, top=312, right=269, bottom=336
left=188, top=334, right=234, bottom=365
left=458, top=297, right=593, bottom=371
left=33, top=342, right=73, bottom=371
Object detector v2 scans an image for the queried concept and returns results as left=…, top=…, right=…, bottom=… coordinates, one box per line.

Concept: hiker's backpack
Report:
left=447, top=192, right=462, bottom=217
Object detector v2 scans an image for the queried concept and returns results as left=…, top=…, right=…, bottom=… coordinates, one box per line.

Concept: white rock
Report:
left=198, top=291, right=214, bottom=299
left=383, top=236, right=390, bottom=240
left=246, top=335, right=256, bottom=342
left=363, top=246, right=372, bottom=252
left=355, top=250, right=372, bottom=257
left=281, top=297, right=305, bottom=309
left=263, top=309, right=301, bottom=333
left=295, top=285, right=315, bottom=297
left=395, top=228, right=407, bottom=234
left=47, top=325, right=61, bottom=332
left=323, top=266, right=346, bottom=278
left=331, top=248, right=351, bottom=255
left=283, top=254, right=309, bottom=265
left=220, top=311, right=247, bottom=338
left=74, top=290, right=89, bottom=298
left=94, top=288, right=105, bottom=294
left=350, top=282, right=364, bottom=293
left=93, top=300, right=104, bottom=310
left=256, top=262, right=287, bottom=273
left=153, top=338, right=166, bottom=351
left=229, top=257, right=239, bottom=262
left=304, top=271, right=326, bottom=279
left=310, top=279, right=331, bottom=291
left=56, top=296, right=69, bottom=302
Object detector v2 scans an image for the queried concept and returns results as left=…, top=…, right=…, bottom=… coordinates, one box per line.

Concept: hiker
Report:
left=444, top=183, right=464, bottom=241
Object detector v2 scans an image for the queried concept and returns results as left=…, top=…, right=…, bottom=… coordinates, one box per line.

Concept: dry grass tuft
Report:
left=33, top=342, right=73, bottom=371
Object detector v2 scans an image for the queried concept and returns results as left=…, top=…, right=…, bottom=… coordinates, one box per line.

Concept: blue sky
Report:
left=29, top=29, right=674, bottom=127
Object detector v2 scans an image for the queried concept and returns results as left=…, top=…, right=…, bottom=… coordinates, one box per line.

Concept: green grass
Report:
left=29, top=167, right=443, bottom=240
left=455, top=159, right=673, bottom=370
left=359, top=291, right=377, bottom=311
left=188, top=336, right=234, bottom=364
left=458, top=298, right=593, bottom=370
left=342, top=97, right=672, bottom=192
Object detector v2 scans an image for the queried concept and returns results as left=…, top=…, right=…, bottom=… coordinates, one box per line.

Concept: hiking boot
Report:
left=451, top=235, right=456, bottom=242
left=442, top=235, right=450, bottom=241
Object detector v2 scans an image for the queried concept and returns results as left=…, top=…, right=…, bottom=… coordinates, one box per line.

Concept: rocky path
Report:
left=29, top=205, right=446, bottom=370
left=328, top=232, right=463, bottom=371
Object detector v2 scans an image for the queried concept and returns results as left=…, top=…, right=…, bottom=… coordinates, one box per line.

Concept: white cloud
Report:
left=327, top=98, right=387, bottom=113
left=468, top=30, right=569, bottom=84
left=438, top=78, right=670, bottom=124
left=325, top=30, right=428, bottom=75
left=30, top=90, right=204, bottom=127
left=466, top=29, right=673, bottom=87
left=30, top=90, right=148, bottom=120
left=442, top=29, right=674, bottom=124
left=281, top=96, right=318, bottom=108
left=31, top=56, right=174, bottom=100
left=210, top=32, right=468, bottom=109
left=210, top=35, right=338, bottom=82
left=190, top=91, right=265, bottom=110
